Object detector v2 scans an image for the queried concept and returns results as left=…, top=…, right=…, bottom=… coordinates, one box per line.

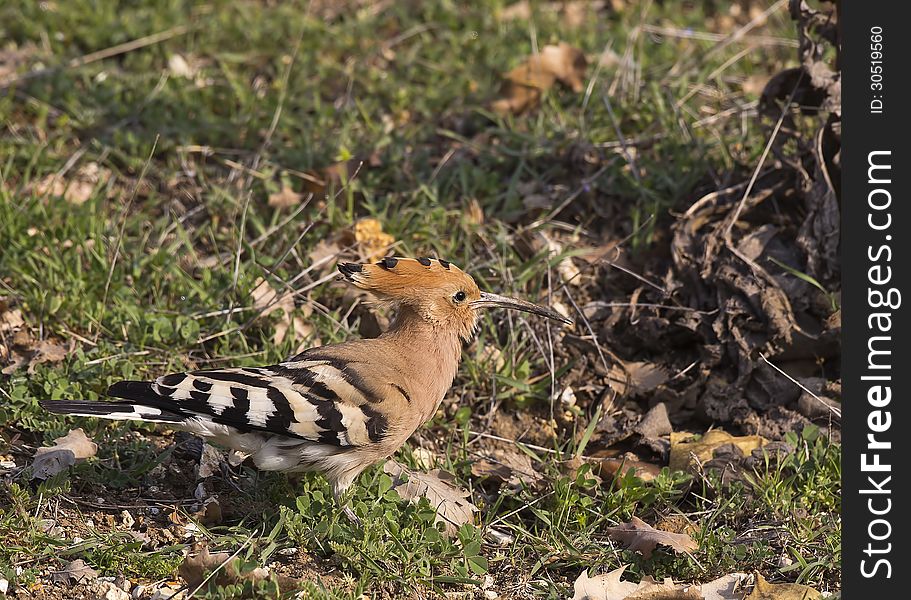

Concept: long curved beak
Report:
left=471, top=291, right=574, bottom=326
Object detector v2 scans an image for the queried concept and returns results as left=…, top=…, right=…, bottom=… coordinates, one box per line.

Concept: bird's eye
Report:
left=453, top=291, right=467, bottom=303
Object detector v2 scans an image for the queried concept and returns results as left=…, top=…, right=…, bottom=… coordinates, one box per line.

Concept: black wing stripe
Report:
left=160, top=373, right=187, bottom=387
left=277, top=356, right=378, bottom=402
left=218, top=387, right=252, bottom=427
left=313, top=398, right=346, bottom=444
left=193, top=379, right=213, bottom=392
left=191, top=371, right=272, bottom=389
left=108, top=362, right=378, bottom=448
left=265, top=387, right=295, bottom=432
left=360, top=403, right=389, bottom=443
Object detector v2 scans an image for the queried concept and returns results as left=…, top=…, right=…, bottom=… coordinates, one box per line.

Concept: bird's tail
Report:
left=39, top=400, right=186, bottom=424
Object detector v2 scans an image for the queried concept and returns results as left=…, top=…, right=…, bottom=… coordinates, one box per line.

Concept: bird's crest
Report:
left=338, top=257, right=478, bottom=302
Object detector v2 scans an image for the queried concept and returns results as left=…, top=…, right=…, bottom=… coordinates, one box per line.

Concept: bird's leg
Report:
left=332, top=484, right=362, bottom=527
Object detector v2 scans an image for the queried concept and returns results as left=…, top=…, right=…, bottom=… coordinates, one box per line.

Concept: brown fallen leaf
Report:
left=307, top=217, right=397, bottom=273
left=197, top=443, right=223, bottom=479
left=492, top=42, right=587, bottom=115
left=626, top=577, right=703, bottom=599
left=607, top=360, right=669, bottom=397
left=470, top=446, right=543, bottom=488
left=251, top=278, right=313, bottom=349
left=571, top=566, right=749, bottom=600
left=179, top=543, right=299, bottom=592
left=1, top=327, right=72, bottom=375
left=745, top=572, right=822, bottom=600
left=178, top=545, right=233, bottom=589
left=498, top=1, right=607, bottom=28
left=605, top=516, right=698, bottom=559
left=347, top=217, right=396, bottom=263
left=592, top=456, right=661, bottom=483
left=31, top=428, right=98, bottom=480
left=307, top=239, right=344, bottom=274
left=33, top=162, right=111, bottom=205
left=50, top=559, right=99, bottom=585
left=383, top=460, right=478, bottom=536
left=0, top=304, right=24, bottom=334
left=267, top=184, right=303, bottom=208
left=571, top=566, right=639, bottom=600
left=700, top=573, right=749, bottom=600
left=28, top=339, right=69, bottom=373
left=669, top=430, right=768, bottom=472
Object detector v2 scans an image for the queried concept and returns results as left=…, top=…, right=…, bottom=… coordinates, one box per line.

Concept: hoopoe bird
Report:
left=41, top=257, right=571, bottom=521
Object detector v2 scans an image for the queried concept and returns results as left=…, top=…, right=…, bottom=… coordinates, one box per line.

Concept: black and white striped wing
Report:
left=104, top=361, right=388, bottom=446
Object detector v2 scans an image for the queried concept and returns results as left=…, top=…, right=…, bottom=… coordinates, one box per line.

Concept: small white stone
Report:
left=559, top=386, right=577, bottom=407
left=121, top=510, right=135, bottom=528
left=0, top=579, right=9, bottom=594
left=484, top=591, right=499, bottom=600
left=150, top=585, right=182, bottom=600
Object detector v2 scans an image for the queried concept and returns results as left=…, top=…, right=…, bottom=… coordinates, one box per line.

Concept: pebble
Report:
left=89, top=581, right=130, bottom=600
left=149, top=584, right=184, bottom=600
left=121, top=510, right=136, bottom=528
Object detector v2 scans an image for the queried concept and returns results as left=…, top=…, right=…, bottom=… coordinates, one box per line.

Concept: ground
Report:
left=0, top=1, right=840, bottom=599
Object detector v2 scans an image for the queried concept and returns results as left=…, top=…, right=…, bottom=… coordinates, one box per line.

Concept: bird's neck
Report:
left=382, top=305, right=462, bottom=420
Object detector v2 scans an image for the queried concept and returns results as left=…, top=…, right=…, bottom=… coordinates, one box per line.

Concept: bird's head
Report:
left=338, top=257, right=572, bottom=340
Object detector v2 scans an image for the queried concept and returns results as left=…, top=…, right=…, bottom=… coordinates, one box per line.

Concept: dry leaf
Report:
left=32, top=428, right=98, bottom=479
left=571, top=566, right=639, bottom=600
left=605, top=516, right=698, bottom=559
left=351, top=217, right=395, bottom=262
left=411, top=447, right=436, bottom=470
left=745, top=573, right=822, bottom=600
left=197, top=443, right=223, bottom=479
left=572, top=565, right=743, bottom=600
left=251, top=278, right=312, bottom=348
left=50, top=559, right=99, bottom=585
left=742, top=74, right=771, bottom=97
left=700, top=573, right=749, bottom=600
left=467, top=198, right=485, bottom=225
left=669, top=430, right=768, bottom=472
left=498, top=1, right=607, bottom=28
left=307, top=239, right=344, bottom=273
left=383, top=460, right=478, bottom=536
left=470, top=447, right=543, bottom=488
left=34, top=162, right=111, bottom=205
left=492, top=42, right=587, bottom=115
left=592, top=456, right=661, bottom=483
left=2, top=329, right=73, bottom=374
left=0, top=306, right=24, bottom=334
left=627, top=577, right=703, bottom=599
left=267, top=184, right=303, bottom=208
left=178, top=545, right=233, bottom=589
left=307, top=217, right=396, bottom=271
left=608, top=361, right=669, bottom=397
left=27, top=340, right=69, bottom=373
left=541, top=232, right=583, bottom=286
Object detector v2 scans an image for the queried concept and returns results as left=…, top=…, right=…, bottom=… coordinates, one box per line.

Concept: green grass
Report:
left=0, top=0, right=839, bottom=597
